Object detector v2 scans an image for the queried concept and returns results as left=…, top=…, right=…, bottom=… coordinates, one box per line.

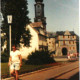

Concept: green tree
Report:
left=1, top=0, right=31, bottom=48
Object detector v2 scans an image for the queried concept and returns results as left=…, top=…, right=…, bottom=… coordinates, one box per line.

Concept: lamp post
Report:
left=7, top=15, right=12, bottom=54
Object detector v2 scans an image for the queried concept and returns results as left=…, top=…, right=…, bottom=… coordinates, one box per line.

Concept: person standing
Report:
left=67, top=52, right=71, bottom=60
left=8, top=45, right=22, bottom=80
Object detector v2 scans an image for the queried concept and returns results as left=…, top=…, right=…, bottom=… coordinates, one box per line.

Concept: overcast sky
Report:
left=28, top=0, right=79, bottom=35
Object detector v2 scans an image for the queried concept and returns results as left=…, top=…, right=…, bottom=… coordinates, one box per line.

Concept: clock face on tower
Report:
left=36, top=4, right=41, bottom=16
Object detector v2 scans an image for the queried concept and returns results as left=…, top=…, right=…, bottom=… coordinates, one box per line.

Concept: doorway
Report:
left=62, top=48, right=67, bottom=55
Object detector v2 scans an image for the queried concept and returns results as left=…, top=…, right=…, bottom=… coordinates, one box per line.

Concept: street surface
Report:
left=3, top=61, right=79, bottom=80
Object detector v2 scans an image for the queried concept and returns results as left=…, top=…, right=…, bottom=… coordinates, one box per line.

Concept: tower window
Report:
left=38, top=19, right=41, bottom=21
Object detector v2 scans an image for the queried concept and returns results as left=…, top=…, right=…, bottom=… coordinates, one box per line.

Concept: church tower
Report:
left=34, top=0, right=46, bottom=30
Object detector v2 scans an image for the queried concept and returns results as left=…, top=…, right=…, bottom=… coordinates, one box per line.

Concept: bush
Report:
left=1, top=52, right=9, bottom=63
left=25, top=50, right=55, bottom=65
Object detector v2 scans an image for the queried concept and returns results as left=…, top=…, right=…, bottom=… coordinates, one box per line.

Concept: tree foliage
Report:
left=1, top=0, right=31, bottom=47
left=1, top=52, right=9, bottom=62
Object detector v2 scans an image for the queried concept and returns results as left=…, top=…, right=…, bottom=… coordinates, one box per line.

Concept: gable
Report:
left=64, top=30, right=71, bottom=35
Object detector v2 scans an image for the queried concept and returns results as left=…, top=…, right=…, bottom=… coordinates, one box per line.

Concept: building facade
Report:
left=20, top=22, right=48, bottom=59
left=30, top=22, right=47, bottom=51
left=55, top=30, right=77, bottom=56
left=47, top=32, right=56, bottom=53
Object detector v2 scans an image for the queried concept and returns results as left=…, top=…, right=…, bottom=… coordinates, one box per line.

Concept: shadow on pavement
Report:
left=47, top=78, right=67, bottom=80
left=47, top=72, right=79, bottom=80
left=69, top=72, right=79, bottom=80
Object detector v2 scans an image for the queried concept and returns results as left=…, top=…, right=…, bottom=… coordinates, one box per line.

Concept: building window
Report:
left=69, top=41, right=71, bottom=44
left=49, top=42, right=51, bottom=44
left=73, top=41, right=74, bottom=44
left=70, top=47, right=71, bottom=50
left=63, top=35, right=65, bottom=38
left=58, top=36, right=59, bottom=40
left=68, top=35, right=69, bottom=38
left=63, top=41, right=65, bottom=45
left=73, top=47, right=75, bottom=50
left=38, top=19, right=41, bottom=21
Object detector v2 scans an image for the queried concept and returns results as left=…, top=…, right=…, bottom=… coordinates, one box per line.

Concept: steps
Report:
left=53, top=56, right=79, bottom=62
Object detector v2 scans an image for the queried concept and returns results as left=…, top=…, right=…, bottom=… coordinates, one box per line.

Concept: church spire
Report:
left=34, top=0, right=46, bottom=30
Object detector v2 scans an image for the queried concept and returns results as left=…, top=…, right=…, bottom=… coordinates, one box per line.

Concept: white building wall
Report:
left=20, top=25, right=39, bottom=59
